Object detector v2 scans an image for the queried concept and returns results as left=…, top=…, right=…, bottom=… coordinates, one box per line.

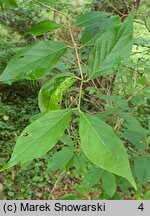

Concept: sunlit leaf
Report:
left=49, top=77, right=75, bottom=110
left=38, top=73, right=75, bottom=113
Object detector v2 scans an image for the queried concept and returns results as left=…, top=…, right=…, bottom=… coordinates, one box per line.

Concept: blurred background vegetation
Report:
left=0, top=0, right=150, bottom=200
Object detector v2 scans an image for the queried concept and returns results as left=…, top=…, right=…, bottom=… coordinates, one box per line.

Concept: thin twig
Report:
left=68, top=25, right=84, bottom=110
left=106, top=0, right=128, bottom=17
left=32, top=0, right=67, bottom=18
left=33, top=0, right=84, bottom=110
left=48, top=169, right=66, bottom=200
left=68, top=26, right=83, bottom=80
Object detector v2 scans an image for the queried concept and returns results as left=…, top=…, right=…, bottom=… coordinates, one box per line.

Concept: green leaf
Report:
left=144, top=190, right=150, bottom=200
left=130, top=94, right=146, bottom=106
left=0, top=0, right=17, bottom=8
left=117, top=178, right=131, bottom=195
left=98, top=94, right=118, bottom=103
left=38, top=73, right=75, bottom=113
left=74, top=154, right=87, bottom=174
left=76, top=11, right=111, bottom=27
left=27, top=20, right=62, bottom=36
left=47, top=147, right=74, bottom=172
left=134, top=156, right=150, bottom=185
left=49, top=77, right=75, bottom=110
left=82, top=15, right=121, bottom=45
left=101, top=172, right=116, bottom=197
left=60, top=134, right=74, bottom=147
left=82, top=166, right=103, bottom=187
left=38, top=74, right=69, bottom=113
left=0, top=41, right=68, bottom=84
left=79, top=112, right=136, bottom=189
left=87, top=11, right=134, bottom=79
left=0, top=109, right=72, bottom=172
left=112, top=193, right=123, bottom=200
left=7, top=191, right=15, bottom=197
left=119, top=112, right=147, bottom=135
left=59, top=194, right=80, bottom=200
left=122, top=131, right=145, bottom=153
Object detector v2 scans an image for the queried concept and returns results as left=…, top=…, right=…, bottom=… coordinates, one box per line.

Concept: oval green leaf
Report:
left=0, top=41, right=68, bottom=84
left=0, top=109, right=72, bottom=172
left=79, top=112, right=136, bottom=189
left=47, top=147, right=74, bottom=172
left=27, top=20, right=62, bottom=36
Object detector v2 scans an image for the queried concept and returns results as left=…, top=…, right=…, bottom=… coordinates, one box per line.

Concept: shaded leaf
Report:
left=27, top=20, right=62, bottom=36
left=0, top=109, right=72, bottom=172
left=82, top=166, right=103, bottom=187
left=119, top=112, right=147, bottom=135
left=101, top=172, right=116, bottom=197
left=0, top=41, right=68, bottom=84
left=134, top=156, right=150, bottom=185
left=87, top=11, right=134, bottom=79
left=79, top=112, right=136, bottom=189
left=76, top=11, right=111, bottom=27
left=122, top=131, right=145, bottom=153
left=60, top=134, right=74, bottom=147
left=74, top=154, right=87, bottom=174
left=47, top=147, right=74, bottom=172
left=117, top=177, right=131, bottom=195
left=82, top=15, right=121, bottom=45
left=98, top=94, right=118, bottom=103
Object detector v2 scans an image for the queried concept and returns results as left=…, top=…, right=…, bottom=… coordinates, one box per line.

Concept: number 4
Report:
left=138, top=203, right=144, bottom=211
